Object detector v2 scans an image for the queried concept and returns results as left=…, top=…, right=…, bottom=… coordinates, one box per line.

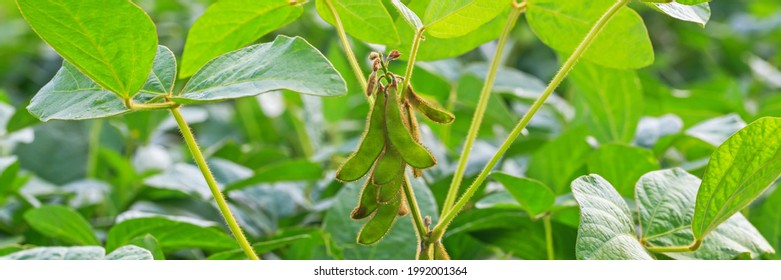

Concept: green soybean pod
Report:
left=336, top=92, right=387, bottom=182
left=406, top=85, right=455, bottom=125
left=405, top=101, right=424, bottom=178
left=357, top=195, right=401, bottom=245
left=385, top=84, right=436, bottom=169
left=377, top=174, right=403, bottom=204
left=371, top=143, right=405, bottom=185
left=350, top=180, right=379, bottom=220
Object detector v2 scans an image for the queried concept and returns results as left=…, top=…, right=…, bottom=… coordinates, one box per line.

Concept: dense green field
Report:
left=1, top=0, right=780, bottom=260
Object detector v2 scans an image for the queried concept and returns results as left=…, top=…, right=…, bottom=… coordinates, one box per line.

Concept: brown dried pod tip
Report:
left=387, top=50, right=401, bottom=61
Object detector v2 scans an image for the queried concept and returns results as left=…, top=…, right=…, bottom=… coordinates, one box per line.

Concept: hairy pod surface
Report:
left=406, top=86, right=455, bottom=125
left=335, top=92, right=387, bottom=182
left=385, top=85, right=436, bottom=169
left=357, top=195, right=401, bottom=245
left=377, top=175, right=403, bottom=204
left=371, top=143, right=405, bottom=185
left=350, top=180, right=379, bottom=220
left=405, top=101, right=425, bottom=178
left=434, top=242, right=451, bottom=260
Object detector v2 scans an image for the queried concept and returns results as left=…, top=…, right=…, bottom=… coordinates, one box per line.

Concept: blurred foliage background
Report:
left=0, top=0, right=780, bottom=260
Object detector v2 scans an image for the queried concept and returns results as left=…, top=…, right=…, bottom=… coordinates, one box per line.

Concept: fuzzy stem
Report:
left=430, top=0, right=630, bottom=243
left=323, top=0, right=372, bottom=104
left=645, top=239, right=703, bottom=253
left=543, top=215, right=555, bottom=260
left=403, top=174, right=429, bottom=243
left=86, top=119, right=103, bottom=178
left=441, top=1, right=526, bottom=217
left=399, top=28, right=425, bottom=100
left=170, top=107, right=259, bottom=260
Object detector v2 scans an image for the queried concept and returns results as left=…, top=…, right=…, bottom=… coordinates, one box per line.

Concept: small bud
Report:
left=369, top=52, right=380, bottom=60
left=372, top=58, right=382, bottom=72
left=366, top=72, right=377, bottom=96
left=388, top=50, right=401, bottom=60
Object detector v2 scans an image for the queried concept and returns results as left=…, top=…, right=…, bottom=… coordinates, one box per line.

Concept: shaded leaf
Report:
left=587, top=144, right=659, bottom=197
left=0, top=245, right=152, bottom=260
left=24, top=205, right=99, bottom=246
left=317, top=0, right=400, bottom=45
left=226, top=160, right=323, bottom=191
left=106, top=217, right=238, bottom=253
left=571, top=175, right=653, bottom=260
left=492, top=172, right=555, bottom=218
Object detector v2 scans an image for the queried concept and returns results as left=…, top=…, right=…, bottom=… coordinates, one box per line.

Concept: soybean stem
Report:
left=86, top=119, right=103, bottom=178
left=323, top=0, right=372, bottom=104
left=543, top=215, right=554, bottom=260
left=430, top=0, right=630, bottom=243
left=403, top=174, right=428, bottom=242
left=171, top=107, right=259, bottom=260
left=400, top=28, right=425, bottom=100
left=441, top=1, right=526, bottom=217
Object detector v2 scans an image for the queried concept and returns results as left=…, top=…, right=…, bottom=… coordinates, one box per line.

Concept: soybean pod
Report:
left=350, top=180, right=379, bottom=220
left=371, top=143, right=405, bottom=185
left=385, top=84, right=436, bottom=169
left=357, top=195, right=401, bottom=245
left=406, top=85, right=455, bottom=125
left=336, top=92, right=387, bottom=182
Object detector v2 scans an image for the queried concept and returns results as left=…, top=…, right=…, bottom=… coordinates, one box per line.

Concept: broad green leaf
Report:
left=317, top=0, right=400, bottom=45
left=570, top=61, right=643, bottom=144
left=389, top=0, right=423, bottom=30
left=390, top=0, right=507, bottom=61
left=180, top=0, right=304, bottom=78
left=652, top=2, right=711, bottom=27
left=144, top=164, right=211, bottom=199
left=174, top=36, right=347, bottom=104
left=226, top=160, right=323, bottom=191
left=323, top=177, right=437, bottom=259
left=128, top=234, right=165, bottom=260
left=24, top=205, right=99, bottom=246
left=423, top=0, right=510, bottom=38
left=587, top=144, right=659, bottom=197
left=636, top=169, right=774, bottom=260
left=527, top=127, right=593, bottom=194
left=750, top=188, right=781, bottom=259
left=571, top=175, right=653, bottom=260
left=0, top=246, right=152, bottom=260
left=27, top=46, right=175, bottom=121
left=526, top=0, right=654, bottom=69
left=106, top=217, right=238, bottom=253
left=141, top=46, right=177, bottom=95
left=492, top=172, right=555, bottom=218
left=17, top=0, right=157, bottom=98
left=692, top=117, right=781, bottom=239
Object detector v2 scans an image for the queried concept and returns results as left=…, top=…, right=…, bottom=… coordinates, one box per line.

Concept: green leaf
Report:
left=491, top=172, right=555, bottom=218
left=141, top=46, right=177, bottom=95
left=692, top=117, right=781, bottom=240
left=652, top=2, right=711, bottom=27
left=180, top=0, right=304, bottom=78
left=17, top=0, right=157, bottom=98
left=0, top=246, right=152, bottom=260
left=571, top=175, right=653, bottom=260
left=24, top=205, right=99, bottom=246
left=570, top=61, right=643, bottom=144
left=526, top=0, right=654, bottom=69
left=390, top=1, right=507, bottom=61
left=636, top=169, right=774, bottom=260
left=423, top=0, right=511, bottom=38
left=106, top=217, right=238, bottom=253
left=389, top=0, right=423, bottom=30
left=317, top=0, right=400, bottom=45
left=27, top=46, right=175, bottom=121
left=128, top=234, right=165, bottom=260
left=174, top=36, right=347, bottom=104
left=750, top=188, right=781, bottom=259
left=587, top=144, right=660, bottom=197
left=226, top=160, right=323, bottom=191
left=676, top=0, right=710, bottom=5
left=527, top=127, right=593, bottom=194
